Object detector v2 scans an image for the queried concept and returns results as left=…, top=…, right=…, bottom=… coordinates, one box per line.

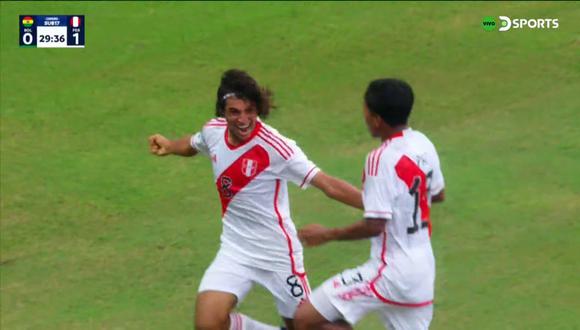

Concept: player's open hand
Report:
left=299, top=224, right=332, bottom=247
left=148, top=134, right=171, bottom=156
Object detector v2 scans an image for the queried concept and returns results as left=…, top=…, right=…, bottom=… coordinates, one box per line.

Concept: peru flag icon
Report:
left=70, top=16, right=81, bottom=28
left=242, top=159, right=258, bottom=177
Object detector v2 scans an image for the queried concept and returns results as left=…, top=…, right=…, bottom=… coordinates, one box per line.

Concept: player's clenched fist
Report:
left=148, top=134, right=171, bottom=156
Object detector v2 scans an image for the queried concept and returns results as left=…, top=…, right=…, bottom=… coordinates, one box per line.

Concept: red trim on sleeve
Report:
left=299, top=166, right=318, bottom=188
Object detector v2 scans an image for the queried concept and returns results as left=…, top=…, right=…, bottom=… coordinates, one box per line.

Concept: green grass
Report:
left=1, top=2, right=579, bottom=329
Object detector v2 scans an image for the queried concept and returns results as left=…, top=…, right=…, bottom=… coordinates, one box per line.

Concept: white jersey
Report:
left=190, top=118, right=320, bottom=274
left=362, top=128, right=445, bottom=306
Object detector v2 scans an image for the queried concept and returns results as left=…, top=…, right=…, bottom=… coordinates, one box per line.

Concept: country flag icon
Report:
left=242, top=159, right=258, bottom=177
left=70, top=16, right=81, bottom=28
left=22, top=16, right=34, bottom=27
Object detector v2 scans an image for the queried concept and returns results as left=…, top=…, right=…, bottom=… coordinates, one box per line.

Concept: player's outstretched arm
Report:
left=298, top=219, right=385, bottom=247
left=148, top=134, right=198, bottom=157
left=310, top=172, right=363, bottom=210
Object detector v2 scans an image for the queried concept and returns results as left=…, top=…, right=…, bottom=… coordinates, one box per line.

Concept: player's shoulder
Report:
left=192, top=118, right=226, bottom=148
left=405, top=129, right=437, bottom=151
left=256, top=121, right=299, bottom=161
left=258, top=121, right=294, bottom=143
left=366, top=129, right=441, bottom=178
left=366, top=129, right=429, bottom=177
left=200, top=117, right=227, bottom=138
left=365, top=141, right=402, bottom=177
left=202, top=117, right=227, bottom=130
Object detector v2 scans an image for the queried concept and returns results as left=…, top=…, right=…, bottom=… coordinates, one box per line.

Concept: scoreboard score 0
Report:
left=20, top=15, right=85, bottom=48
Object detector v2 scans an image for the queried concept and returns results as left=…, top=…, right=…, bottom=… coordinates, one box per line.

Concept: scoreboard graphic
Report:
left=20, top=15, right=85, bottom=48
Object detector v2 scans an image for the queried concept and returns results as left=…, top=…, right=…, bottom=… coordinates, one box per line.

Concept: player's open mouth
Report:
left=237, top=124, right=253, bottom=135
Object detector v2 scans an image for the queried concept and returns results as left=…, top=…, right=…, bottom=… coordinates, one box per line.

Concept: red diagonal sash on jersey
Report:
left=216, top=145, right=270, bottom=215
left=395, top=155, right=431, bottom=235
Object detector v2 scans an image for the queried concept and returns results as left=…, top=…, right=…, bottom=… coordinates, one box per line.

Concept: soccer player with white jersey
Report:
left=148, top=69, right=363, bottom=330
left=295, top=79, right=445, bottom=330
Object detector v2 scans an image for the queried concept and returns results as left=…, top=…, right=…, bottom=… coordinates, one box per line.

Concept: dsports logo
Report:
left=482, top=16, right=559, bottom=32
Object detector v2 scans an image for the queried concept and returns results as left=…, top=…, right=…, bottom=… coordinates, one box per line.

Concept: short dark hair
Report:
left=215, top=69, right=274, bottom=118
left=364, top=78, right=414, bottom=126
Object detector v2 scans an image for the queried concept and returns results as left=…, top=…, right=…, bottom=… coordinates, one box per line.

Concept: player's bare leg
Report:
left=294, top=301, right=352, bottom=330
left=195, top=290, right=283, bottom=330
left=195, top=291, right=237, bottom=330
left=282, top=317, right=295, bottom=330
left=229, top=313, right=282, bottom=330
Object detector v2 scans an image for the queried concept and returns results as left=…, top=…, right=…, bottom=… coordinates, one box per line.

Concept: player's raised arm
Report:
left=310, top=171, right=364, bottom=210
left=148, top=134, right=198, bottom=157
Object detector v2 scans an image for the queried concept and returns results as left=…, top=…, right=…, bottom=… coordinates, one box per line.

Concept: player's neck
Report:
left=227, top=131, right=244, bottom=146
left=227, top=127, right=256, bottom=147
left=380, top=125, right=407, bottom=142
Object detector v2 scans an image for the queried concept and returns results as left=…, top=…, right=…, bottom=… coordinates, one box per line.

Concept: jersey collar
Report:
left=381, top=128, right=407, bottom=147
left=224, top=120, right=263, bottom=150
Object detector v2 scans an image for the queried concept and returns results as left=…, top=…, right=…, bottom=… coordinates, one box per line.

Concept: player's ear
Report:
left=371, top=112, right=382, bottom=130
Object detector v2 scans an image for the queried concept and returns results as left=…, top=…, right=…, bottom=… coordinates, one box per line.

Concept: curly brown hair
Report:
left=215, top=69, right=275, bottom=118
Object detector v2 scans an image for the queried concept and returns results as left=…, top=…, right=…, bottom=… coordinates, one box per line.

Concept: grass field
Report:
left=1, top=2, right=579, bottom=329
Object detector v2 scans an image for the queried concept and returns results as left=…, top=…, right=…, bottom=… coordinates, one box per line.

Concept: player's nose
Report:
left=238, top=113, right=250, bottom=125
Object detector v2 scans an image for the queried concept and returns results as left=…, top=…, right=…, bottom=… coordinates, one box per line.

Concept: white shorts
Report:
left=198, top=251, right=310, bottom=319
left=309, top=264, right=433, bottom=329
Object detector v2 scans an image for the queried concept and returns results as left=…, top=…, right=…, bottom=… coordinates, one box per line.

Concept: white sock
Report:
left=229, top=313, right=281, bottom=330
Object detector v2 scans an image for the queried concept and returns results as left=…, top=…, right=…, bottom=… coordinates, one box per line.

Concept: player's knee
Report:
left=195, top=291, right=237, bottom=330
left=195, top=312, right=229, bottom=330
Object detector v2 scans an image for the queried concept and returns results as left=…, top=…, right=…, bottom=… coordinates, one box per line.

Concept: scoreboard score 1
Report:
left=20, top=15, right=85, bottom=48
